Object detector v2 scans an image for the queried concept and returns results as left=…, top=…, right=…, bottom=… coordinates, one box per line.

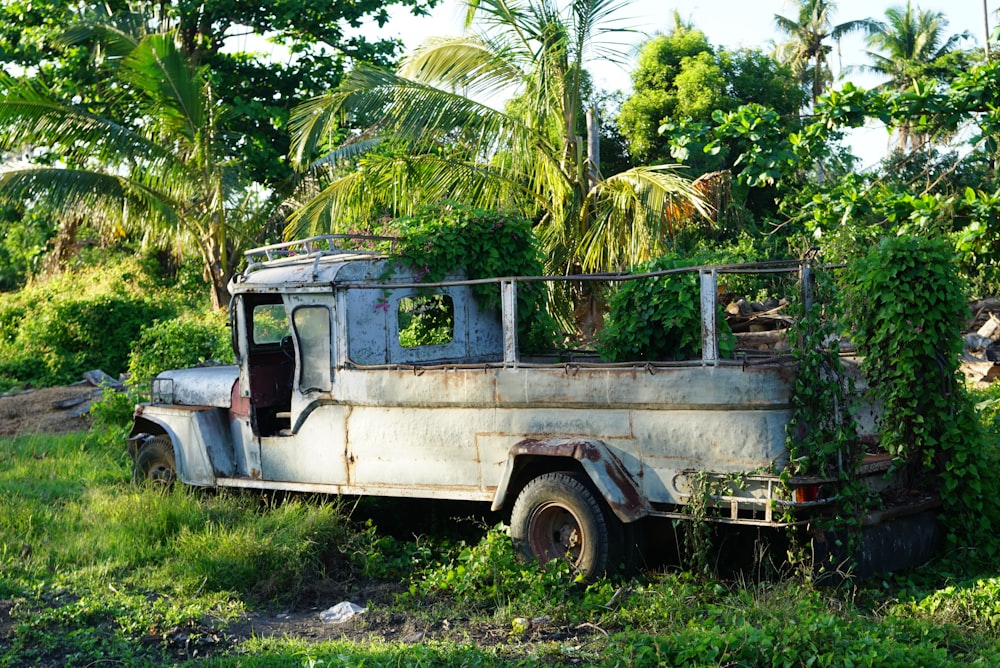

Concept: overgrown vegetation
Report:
left=841, top=235, right=999, bottom=553
left=0, top=254, right=230, bottom=395
left=1, top=0, right=1000, bottom=664
left=0, top=258, right=174, bottom=392
left=599, top=253, right=736, bottom=362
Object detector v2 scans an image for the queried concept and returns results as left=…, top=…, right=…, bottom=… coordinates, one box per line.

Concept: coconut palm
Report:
left=0, top=30, right=269, bottom=309
left=287, top=0, right=709, bottom=277
left=865, top=2, right=970, bottom=150
left=866, top=2, right=969, bottom=91
left=773, top=0, right=877, bottom=108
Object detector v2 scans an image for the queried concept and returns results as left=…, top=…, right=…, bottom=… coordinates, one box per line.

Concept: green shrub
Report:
left=125, top=312, right=233, bottom=385
left=0, top=262, right=176, bottom=387
left=599, top=254, right=735, bottom=362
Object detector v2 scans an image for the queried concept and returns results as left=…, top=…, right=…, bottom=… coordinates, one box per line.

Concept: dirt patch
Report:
left=0, top=383, right=97, bottom=437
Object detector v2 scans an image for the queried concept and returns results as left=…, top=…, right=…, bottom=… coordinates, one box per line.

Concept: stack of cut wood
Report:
left=726, top=298, right=793, bottom=352
left=962, top=300, right=1000, bottom=385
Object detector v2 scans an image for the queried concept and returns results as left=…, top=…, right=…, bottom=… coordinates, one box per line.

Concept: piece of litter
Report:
left=319, top=601, right=366, bottom=624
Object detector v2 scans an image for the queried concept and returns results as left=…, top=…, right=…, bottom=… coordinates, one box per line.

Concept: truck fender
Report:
left=491, top=438, right=650, bottom=523
left=130, top=406, right=232, bottom=486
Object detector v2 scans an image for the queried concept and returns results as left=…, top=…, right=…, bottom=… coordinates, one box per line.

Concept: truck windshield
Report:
left=252, top=303, right=290, bottom=346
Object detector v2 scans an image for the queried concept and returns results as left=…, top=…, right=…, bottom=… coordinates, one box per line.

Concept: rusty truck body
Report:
left=128, top=235, right=939, bottom=578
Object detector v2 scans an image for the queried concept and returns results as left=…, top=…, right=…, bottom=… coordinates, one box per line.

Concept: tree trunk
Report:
left=202, top=234, right=231, bottom=311
left=585, top=106, right=600, bottom=191
left=42, top=216, right=81, bottom=276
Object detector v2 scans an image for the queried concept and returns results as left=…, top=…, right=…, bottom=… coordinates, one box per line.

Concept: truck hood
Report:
left=153, top=365, right=239, bottom=408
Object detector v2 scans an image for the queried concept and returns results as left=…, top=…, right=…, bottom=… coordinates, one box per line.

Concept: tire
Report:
left=510, top=472, right=612, bottom=579
left=133, top=435, right=176, bottom=487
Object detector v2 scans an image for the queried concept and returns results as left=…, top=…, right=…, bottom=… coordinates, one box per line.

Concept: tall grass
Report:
left=4, top=411, right=1000, bottom=665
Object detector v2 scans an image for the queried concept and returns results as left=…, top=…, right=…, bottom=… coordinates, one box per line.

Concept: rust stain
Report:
left=510, top=438, right=646, bottom=520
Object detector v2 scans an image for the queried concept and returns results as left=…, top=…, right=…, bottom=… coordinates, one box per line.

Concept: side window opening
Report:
left=398, top=294, right=454, bottom=348
left=293, top=306, right=332, bottom=392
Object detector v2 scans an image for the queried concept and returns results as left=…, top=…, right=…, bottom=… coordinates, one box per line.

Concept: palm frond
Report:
left=288, top=91, right=353, bottom=168
left=120, top=33, right=206, bottom=143
left=309, top=136, right=385, bottom=171
left=0, top=78, right=169, bottom=166
left=571, top=0, right=637, bottom=67
left=60, top=7, right=147, bottom=58
left=291, top=65, right=562, bottom=181
left=285, top=151, right=544, bottom=238
left=0, top=167, right=182, bottom=240
left=575, top=165, right=711, bottom=272
left=400, top=36, right=524, bottom=97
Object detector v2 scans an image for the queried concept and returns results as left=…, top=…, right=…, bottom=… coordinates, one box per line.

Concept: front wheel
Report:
left=509, top=472, right=611, bottom=579
left=133, top=436, right=176, bottom=487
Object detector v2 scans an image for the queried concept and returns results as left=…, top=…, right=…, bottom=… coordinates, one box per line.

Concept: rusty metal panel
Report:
left=344, top=283, right=390, bottom=365
left=333, top=368, right=499, bottom=407
left=493, top=366, right=790, bottom=409
left=491, top=407, right=633, bottom=439
left=346, top=406, right=488, bottom=489
left=633, top=408, right=794, bottom=505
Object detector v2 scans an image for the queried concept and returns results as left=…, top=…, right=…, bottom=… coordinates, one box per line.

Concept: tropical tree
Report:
left=287, top=0, right=709, bottom=278
left=773, top=0, right=877, bottom=108
left=0, top=31, right=266, bottom=309
left=864, top=1, right=970, bottom=150
left=0, top=0, right=440, bottom=186
left=618, top=21, right=805, bottom=172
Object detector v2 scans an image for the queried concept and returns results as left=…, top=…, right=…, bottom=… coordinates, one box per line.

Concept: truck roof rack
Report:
left=241, top=234, right=397, bottom=275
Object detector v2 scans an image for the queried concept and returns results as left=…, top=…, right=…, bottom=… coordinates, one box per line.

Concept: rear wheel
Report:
left=133, top=436, right=176, bottom=487
left=510, top=472, right=611, bottom=579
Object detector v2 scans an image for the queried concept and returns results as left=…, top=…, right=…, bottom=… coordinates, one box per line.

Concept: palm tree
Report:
left=0, top=30, right=269, bottom=309
left=865, top=2, right=970, bottom=150
left=287, top=0, right=709, bottom=277
left=773, top=0, right=877, bottom=108
left=865, top=2, right=969, bottom=90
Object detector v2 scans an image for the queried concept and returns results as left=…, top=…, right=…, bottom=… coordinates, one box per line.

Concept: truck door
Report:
left=260, top=301, right=351, bottom=485
left=241, top=297, right=294, bottom=436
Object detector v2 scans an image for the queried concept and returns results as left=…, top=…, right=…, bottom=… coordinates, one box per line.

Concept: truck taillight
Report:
left=794, top=484, right=819, bottom=503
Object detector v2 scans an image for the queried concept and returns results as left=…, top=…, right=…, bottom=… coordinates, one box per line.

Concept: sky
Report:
left=358, top=0, right=996, bottom=167
left=372, top=0, right=993, bottom=88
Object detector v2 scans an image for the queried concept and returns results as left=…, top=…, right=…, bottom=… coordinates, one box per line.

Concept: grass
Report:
left=4, top=429, right=1000, bottom=666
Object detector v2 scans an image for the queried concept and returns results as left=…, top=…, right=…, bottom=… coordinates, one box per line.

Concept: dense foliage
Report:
left=0, top=260, right=176, bottom=390
left=598, top=254, right=735, bottom=362
left=0, top=0, right=439, bottom=185
left=841, top=235, right=997, bottom=550
left=618, top=23, right=806, bottom=173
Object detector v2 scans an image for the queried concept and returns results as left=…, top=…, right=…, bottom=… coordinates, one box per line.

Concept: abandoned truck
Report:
left=128, top=235, right=940, bottom=578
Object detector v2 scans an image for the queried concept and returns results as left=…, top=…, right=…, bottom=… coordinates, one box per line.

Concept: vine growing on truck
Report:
left=841, top=235, right=999, bottom=555
left=382, top=201, right=556, bottom=352
left=782, top=266, right=870, bottom=569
